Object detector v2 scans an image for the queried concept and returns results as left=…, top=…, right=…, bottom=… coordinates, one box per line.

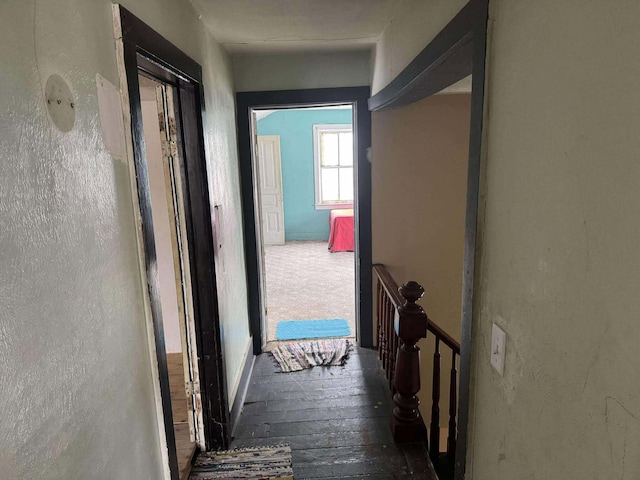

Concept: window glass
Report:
left=321, top=133, right=339, bottom=166
left=339, top=167, right=354, bottom=201
left=338, top=132, right=353, bottom=166
left=321, top=168, right=340, bottom=202
left=315, top=125, right=354, bottom=206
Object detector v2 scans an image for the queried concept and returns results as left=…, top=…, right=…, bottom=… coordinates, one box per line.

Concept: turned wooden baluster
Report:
left=385, top=295, right=394, bottom=379
left=379, top=291, right=385, bottom=366
left=447, top=353, right=458, bottom=460
left=390, top=281, right=428, bottom=442
left=377, top=281, right=384, bottom=361
left=382, top=294, right=389, bottom=371
left=430, top=338, right=441, bottom=463
left=384, top=294, right=390, bottom=370
left=389, top=317, right=397, bottom=390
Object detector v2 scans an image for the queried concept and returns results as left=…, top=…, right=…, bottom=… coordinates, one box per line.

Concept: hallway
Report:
left=231, top=347, right=437, bottom=478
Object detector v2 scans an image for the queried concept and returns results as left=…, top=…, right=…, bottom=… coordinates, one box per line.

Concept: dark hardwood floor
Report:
left=231, top=346, right=437, bottom=479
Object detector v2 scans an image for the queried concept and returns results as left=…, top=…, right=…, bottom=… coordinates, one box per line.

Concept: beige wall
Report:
left=371, top=0, right=467, bottom=94
left=0, top=0, right=249, bottom=478
left=233, top=50, right=371, bottom=92
left=467, top=0, right=640, bottom=478
left=372, top=93, right=471, bottom=422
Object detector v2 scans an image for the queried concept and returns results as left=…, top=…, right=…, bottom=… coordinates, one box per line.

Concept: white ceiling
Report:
left=189, top=0, right=401, bottom=55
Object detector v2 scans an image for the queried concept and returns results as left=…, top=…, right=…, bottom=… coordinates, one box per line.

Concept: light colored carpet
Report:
left=264, top=241, right=355, bottom=347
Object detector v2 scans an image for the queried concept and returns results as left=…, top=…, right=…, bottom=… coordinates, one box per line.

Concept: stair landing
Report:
left=231, top=346, right=438, bottom=479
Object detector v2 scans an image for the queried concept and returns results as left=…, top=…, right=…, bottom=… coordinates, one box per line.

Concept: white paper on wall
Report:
left=96, top=73, right=126, bottom=159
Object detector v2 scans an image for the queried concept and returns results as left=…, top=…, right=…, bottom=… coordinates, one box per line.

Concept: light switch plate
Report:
left=490, top=323, right=506, bottom=376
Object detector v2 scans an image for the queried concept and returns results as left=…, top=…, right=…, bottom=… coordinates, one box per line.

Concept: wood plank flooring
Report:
left=231, top=346, right=437, bottom=479
left=167, top=353, right=197, bottom=480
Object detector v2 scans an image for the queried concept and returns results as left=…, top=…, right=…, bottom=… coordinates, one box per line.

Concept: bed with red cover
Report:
left=328, top=208, right=354, bottom=252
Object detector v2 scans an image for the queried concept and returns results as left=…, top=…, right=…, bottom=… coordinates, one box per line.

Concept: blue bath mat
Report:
left=275, top=319, right=351, bottom=341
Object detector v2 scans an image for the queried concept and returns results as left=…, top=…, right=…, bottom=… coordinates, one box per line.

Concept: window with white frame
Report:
left=313, top=124, right=353, bottom=209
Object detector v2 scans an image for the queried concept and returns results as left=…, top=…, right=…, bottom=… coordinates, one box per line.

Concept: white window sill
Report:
left=315, top=203, right=353, bottom=211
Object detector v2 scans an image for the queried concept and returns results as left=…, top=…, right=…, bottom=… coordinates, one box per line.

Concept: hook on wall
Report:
left=44, top=74, right=75, bottom=133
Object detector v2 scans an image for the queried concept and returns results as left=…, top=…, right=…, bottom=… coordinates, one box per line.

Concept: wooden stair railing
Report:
left=373, top=264, right=461, bottom=469
left=427, top=313, right=460, bottom=467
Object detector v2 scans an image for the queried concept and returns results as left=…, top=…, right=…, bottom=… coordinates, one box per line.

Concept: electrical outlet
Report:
left=490, top=323, right=506, bottom=376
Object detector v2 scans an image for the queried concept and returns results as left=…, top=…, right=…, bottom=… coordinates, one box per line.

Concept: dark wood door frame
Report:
left=368, top=0, right=489, bottom=478
left=236, top=87, right=373, bottom=354
left=116, top=7, right=230, bottom=471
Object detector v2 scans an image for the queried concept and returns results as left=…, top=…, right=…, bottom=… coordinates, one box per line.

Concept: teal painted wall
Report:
left=257, top=109, right=353, bottom=241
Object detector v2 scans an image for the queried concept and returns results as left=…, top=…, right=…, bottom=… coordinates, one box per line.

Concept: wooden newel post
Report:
left=390, top=281, right=428, bottom=443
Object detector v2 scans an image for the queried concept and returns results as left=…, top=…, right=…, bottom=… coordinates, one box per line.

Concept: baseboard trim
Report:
left=229, top=348, right=255, bottom=438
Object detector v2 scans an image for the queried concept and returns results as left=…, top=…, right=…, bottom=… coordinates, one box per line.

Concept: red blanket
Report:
left=328, top=208, right=354, bottom=252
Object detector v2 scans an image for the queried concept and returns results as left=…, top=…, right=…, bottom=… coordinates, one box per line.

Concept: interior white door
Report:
left=155, top=84, right=205, bottom=450
left=257, top=135, right=285, bottom=245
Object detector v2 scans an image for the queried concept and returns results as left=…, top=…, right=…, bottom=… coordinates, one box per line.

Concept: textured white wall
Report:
left=197, top=24, right=254, bottom=404
left=467, top=1, right=640, bottom=478
left=0, top=0, right=249, bottom=478
left=232, top=50, right=371, bottom=92
left=369, top=0, right=640, bottom=476
left=371, top=0, right=467, bottom=94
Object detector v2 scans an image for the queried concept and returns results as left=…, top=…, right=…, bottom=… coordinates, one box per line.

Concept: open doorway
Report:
left=237, top=87, right=372, bottom=355
left=367, top=1, right=489, bottom=478
left=252, top=106, right=356, bottom=349
left=138, top=74, right=200, bottom=478
left=371, top=80, right=472, bottom=478
left=115, top=6, right=230, bottom=478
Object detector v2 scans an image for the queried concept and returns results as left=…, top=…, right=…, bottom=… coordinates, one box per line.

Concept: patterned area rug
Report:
left=189, top=444, right=293, bottom=479
left=271, top=339, right=352, bottom=372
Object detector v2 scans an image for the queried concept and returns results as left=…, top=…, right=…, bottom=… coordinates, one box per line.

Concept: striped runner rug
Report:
left=271, top=339, right=352, bottom=372
left=189, top=444, right=293, bottom=479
